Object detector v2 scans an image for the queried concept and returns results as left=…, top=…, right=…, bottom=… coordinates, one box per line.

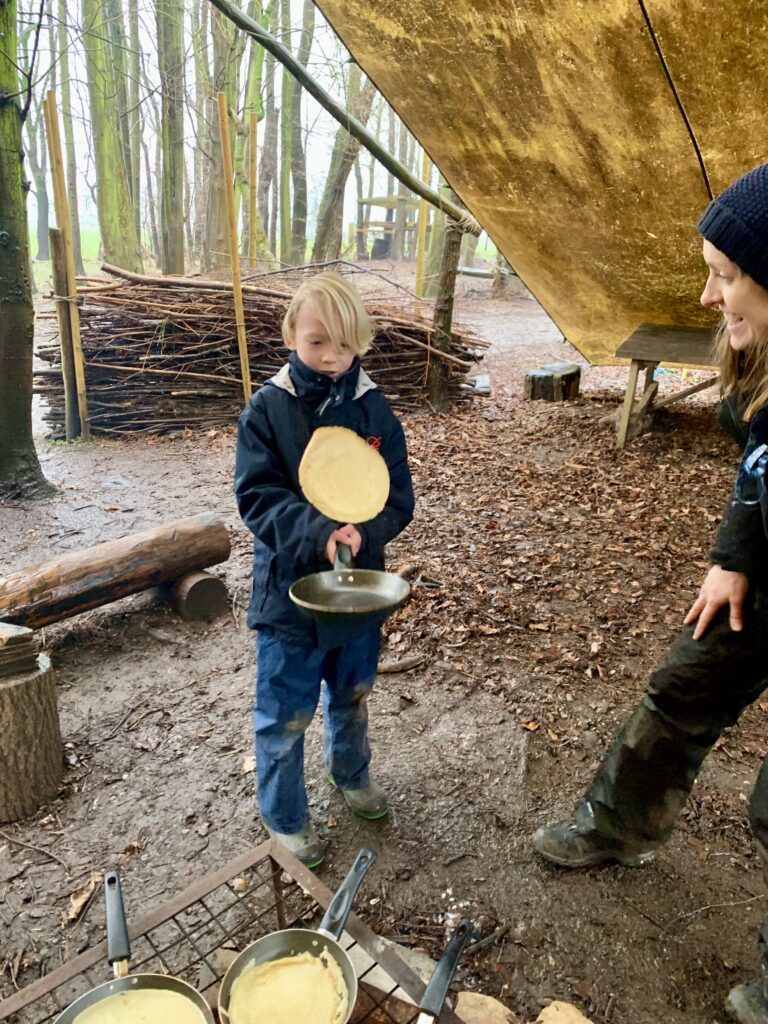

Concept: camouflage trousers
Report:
left=575, top=586, right=768, bottom=861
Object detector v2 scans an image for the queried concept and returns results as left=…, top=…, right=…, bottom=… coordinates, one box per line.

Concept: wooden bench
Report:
left=615, top=323, right=719, bottom=448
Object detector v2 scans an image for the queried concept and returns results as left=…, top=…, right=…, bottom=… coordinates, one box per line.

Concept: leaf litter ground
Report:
left=1, top=272, right=763, bottom=1024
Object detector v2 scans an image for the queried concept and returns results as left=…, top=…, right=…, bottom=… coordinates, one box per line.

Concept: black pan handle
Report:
left=105, top=870, right=131, bottom=970
left=419, top=918, right=474, bottom=1018
left=334, top=542, right=354, bottom=571
left=317, top=847, right=376, bottom=940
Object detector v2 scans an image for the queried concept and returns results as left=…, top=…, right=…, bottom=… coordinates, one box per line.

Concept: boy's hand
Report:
left=684, top=565, right=748, bottom=640
left=326, top=524, right=362, bottom=564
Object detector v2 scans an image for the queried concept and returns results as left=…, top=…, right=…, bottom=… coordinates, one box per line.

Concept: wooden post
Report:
left=49, top=228, right=80, bottom=440
left=163, top=570, right=229, bottom=622
left=43, top=91, right=90, bottom=439
left=0, top=625, right=62, bottom=824
left=249, top=111, right=258, bottom=270
left=414, top=151, right=431, bottom=299
left=217, top=92, right=252, bottom=404
left=0, top=512, right=231, bottom=629
left=427, top=189, right=464, bottom=411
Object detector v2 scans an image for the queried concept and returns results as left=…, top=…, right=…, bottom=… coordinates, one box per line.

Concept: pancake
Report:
left=228, top=950, right=348, bottom=1024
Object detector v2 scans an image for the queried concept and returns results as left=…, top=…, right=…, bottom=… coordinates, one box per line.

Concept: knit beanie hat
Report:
left=697, top=162, right=768, bottom=292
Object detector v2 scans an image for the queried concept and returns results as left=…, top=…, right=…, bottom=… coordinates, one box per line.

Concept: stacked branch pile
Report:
left=35, top=266, right=486, bottom=436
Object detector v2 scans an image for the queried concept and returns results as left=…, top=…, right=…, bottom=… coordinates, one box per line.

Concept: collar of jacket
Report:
left=267, top=356, right=378, bottom=405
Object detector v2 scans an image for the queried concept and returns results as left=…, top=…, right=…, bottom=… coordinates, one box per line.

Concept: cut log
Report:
left=0, top=625, right=62, bottom=823
left=524, top=362, right=581, bottom=402
left=163, top=570, right=230, bottom=622
left=0, top=513, right=231, bottom=629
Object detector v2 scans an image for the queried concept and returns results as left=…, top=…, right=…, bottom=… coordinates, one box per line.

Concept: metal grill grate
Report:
left=0, top=839, right=462, bottom=1024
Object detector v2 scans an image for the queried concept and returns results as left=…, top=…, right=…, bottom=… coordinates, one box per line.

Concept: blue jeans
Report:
left=254, top=629, right=381, bottom=833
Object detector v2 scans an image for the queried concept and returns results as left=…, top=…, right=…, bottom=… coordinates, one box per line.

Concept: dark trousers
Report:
left=576, top=588, right=768, bottom=862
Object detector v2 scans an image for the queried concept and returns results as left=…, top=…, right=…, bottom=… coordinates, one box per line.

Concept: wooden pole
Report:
left=414, top=151, right=431, bottom=300
left=217, top=92, right=252, bottom=403
left=49, top=228, right=80, bottom=440
left=248, top=111, right=258, bottom=270
left=43, top=91, right=90, bottom=439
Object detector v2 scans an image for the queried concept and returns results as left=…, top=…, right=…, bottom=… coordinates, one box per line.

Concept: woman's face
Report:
left=701, top=240, right=768, bottom=351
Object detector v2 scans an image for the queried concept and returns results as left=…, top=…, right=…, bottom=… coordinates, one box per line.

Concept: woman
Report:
left=532, top=161, right=768, bottom=1023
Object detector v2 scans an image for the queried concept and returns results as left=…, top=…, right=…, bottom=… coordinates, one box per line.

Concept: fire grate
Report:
left=0, top=838, right=462, bottom=1024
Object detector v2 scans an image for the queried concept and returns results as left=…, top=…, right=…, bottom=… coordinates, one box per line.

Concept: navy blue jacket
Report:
left=712, top=402, right=768, bottom=577
left=235, top=354, right=415, bottom=648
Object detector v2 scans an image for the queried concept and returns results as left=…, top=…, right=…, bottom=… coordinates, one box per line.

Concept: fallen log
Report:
left=162, top=570, right=230, bottom=622
left=0, top=513, right=231, bottom=629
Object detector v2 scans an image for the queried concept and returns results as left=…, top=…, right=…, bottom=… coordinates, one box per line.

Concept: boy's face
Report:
left=286, top=301, right=356, bottom=377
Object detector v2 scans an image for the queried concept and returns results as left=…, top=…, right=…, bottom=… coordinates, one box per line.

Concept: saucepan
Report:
left=289, top=543, right=410, bottom=626
left=56, top=870, right=214, bottom=1024
left=219, top=847, right=376, bottom=1024
left=416, top=918, right=474, bottom=1024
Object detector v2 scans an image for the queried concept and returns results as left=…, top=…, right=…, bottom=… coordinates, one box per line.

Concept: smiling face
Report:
left=285, top=300, right=356, bottom=377
left=701, top=240, right=768, bottom=351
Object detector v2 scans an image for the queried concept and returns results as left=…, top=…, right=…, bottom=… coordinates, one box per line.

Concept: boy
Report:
left=235, top=272, right=414, bottom=867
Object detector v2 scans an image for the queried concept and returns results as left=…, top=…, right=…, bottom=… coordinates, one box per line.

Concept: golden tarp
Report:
left=314, top=0, right=768, bottom=363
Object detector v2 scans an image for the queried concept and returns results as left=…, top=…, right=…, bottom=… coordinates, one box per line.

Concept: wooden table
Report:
left=615, top=323, right=719, bottom=448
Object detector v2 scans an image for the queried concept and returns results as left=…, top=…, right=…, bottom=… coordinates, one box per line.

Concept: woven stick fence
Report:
left=34, top=264, right=486, bottom=437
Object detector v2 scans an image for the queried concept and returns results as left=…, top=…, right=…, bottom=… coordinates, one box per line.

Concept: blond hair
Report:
left=282, top=272, right=374, bottom=356
left=714, top=320, right=768, bottom=421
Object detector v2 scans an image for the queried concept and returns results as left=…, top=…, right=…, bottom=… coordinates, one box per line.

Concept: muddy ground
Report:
left=1, top=269, right=764, bottom=1024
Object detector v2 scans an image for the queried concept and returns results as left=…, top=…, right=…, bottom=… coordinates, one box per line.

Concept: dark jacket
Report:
left=234, top=354, right=415, bottom=648
left=711, top=399, right=768, bottom=576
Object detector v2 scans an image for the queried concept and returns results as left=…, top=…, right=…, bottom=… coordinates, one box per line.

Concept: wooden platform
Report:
left=615, top=324, right=719, bottom=448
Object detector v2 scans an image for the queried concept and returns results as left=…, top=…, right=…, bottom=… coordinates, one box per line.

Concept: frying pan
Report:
left=219, top=847, right=376, bottom=1024
left=416, top=918, right=474, bottom=1024
left=289, top=543, right=410, bottom=626
left=56, top=871, right=214, bottom=1024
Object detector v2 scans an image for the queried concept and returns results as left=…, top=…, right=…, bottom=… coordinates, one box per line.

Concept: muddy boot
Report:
left=266, top=821, right=325, bottom=869
left=532, top=821, right=655, bottom=868
left=726, top=980, right=768, bottom=1024
left=329, top=776, right=389, bottom=820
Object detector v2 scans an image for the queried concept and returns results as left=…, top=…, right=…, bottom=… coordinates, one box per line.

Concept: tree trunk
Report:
left=191, top=0, right=211, bottom=267
left=0, top=625, right=61, bottom=825
left=142, top=137, right=162, bottom=265
left=424, top=178, right=447, bottom=298
left=428, top=191, right=464, bottom=411
left=0, top=0, right=50, bottom=498
left=157, top=0, right=186, bottom=274
left=0, top=513, right=231, bottom=629
left=289, top=0, right=314, bottom=265
left=57, top=0, right=85, bottom=274
left=278, top=0, right=292, bottom=265
left=204, top=9, right=241, bottom=270
left=259, top=1, right=278, bottom=252
left=25, top=110, right=49, bottom=260
left=354, top=155, right=367, bottom=261
left=392, top=121, right=409, bottom=260
left=81, top=0, right=143, bottom=271
left=127, top=0, right=142, bottom=246
left=311, top=69, right=376, bottom=264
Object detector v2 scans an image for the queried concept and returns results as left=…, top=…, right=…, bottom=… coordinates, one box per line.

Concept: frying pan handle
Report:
left=334, top=542, right=354, bottom=571
left=419, top=918, right=474, bottom=1018
left=104, top=870, right=131, bottom=972
left=317, top=847, right=376, bottom=940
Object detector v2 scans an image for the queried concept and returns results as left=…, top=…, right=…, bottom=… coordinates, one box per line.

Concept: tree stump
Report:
left=0, top=624, right=62, bottom=823
left=524, top=362, right=581, bottom=402
left=163, top=571, right=229, bottom=622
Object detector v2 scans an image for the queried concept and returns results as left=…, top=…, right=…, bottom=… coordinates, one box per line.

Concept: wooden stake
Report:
left=43, top=91, right=90, bottom=438
left=248, top=111, right=258, bottom=270
left=414, top=151, right=431, bottom=300
left=49, top=228, right=80, bottom=440
left=217, top=92, right=252, bottom=403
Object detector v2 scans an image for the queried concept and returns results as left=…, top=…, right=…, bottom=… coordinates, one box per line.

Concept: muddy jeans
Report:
left=254, top=629, right=380, bottom=834
left=575, top=586, right=768, bottom=858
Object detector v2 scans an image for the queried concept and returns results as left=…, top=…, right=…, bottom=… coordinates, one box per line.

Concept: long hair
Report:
left=282, top=272, right=374, bottom=356
left=714, top=320, right=768, bottom=421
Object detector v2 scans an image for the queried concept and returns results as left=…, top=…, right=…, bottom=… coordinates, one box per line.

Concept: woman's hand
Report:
left=684, top=565, right=749, bottom=640
left=325, top=524, right=362, bottom=564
